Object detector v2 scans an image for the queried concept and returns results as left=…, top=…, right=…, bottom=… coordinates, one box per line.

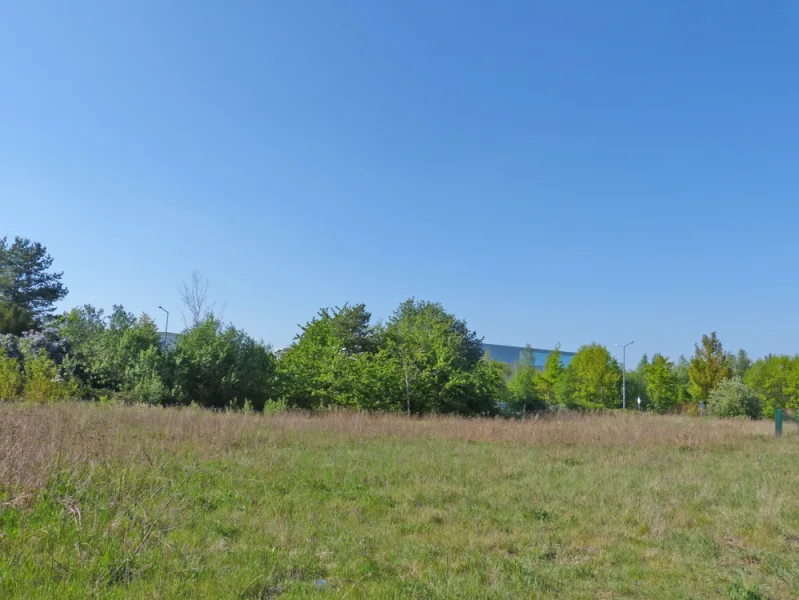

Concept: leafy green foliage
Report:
left=279, top=300, right=504, bottom=415
left=0, top=356, right=22, bottom=399
left=124, top=346, right=170, bottom=404
left=506, top=346, right=544, bottom=412
left=277, top=304, right=383, bottom=409
left=555, top=366, right=577, bottom=406
left=732, top=349, right=752, bottom=379
left=3, top=234, right=792, bottom=421
left=21, top=353, right=78, bottom=402
left=707, top=378, right=761, bottom=419
left=0, top=236, right=67, bottom=326
left=565, top=344, right=622, bottom=408
left=673, top=354, right=692, bottom=403
left=535, top=345, right=564, bottom=405
left=646, top=354, right=678, bottom=413
left=58, top=305, right=161, bottom=393
left=57, top=305, right=277, bottom=408
left=384, top=299, right=498, bottom=415
left=744, top=354, right=799, bottom=418
left=625, top=354, right=649, bottom=408
left=0, top=302, right=34, bottom=335
left=172, top=315, right=276, bottom=410
left=688, top=332, right=732, bottom=400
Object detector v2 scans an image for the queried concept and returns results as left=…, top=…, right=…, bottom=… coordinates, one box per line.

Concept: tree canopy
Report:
left=688, top=332, right=732, bottom=400
left=2, top=235, right=796, bottom=419
left=566, top=343, right=622, bottom=408
left=0, top=236, right=67, bottom=329
left=646, top=354, right=678, bottom=413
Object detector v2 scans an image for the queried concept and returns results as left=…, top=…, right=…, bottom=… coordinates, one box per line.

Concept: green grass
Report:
left=1, top=403, right=798, bottom=598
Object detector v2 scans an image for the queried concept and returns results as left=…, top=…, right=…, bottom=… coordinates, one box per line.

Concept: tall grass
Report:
left=1, top=402, right=796, bottom=599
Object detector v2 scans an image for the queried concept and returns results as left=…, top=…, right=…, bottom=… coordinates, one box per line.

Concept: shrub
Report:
left=262, top=398, right=288, bottom=415
left=23, top=354, right=78, bottom=402
left=0, top=356, right=22, bottom=400
left=707, top=378, right=761, bottom=419
left=172, top=315, right=276, bottom=410
left=123, top=346, right=171, bottom=404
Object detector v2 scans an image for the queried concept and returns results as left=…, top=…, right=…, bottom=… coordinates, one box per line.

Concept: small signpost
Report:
left=637, top=396, right=641, bottom=412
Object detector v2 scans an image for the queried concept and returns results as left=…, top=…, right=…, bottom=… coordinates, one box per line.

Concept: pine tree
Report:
left=0, top=237, right=68, bottom=328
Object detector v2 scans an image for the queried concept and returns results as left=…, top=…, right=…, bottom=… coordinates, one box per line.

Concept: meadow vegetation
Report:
left=2, top=402, right=798, bottom=599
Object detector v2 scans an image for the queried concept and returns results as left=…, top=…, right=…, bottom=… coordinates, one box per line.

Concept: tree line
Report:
left=0, top=236, right=793, bottom=418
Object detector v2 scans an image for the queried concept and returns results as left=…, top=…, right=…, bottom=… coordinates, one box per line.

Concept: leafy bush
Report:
left=506, top=348, right=545, bottom=413
left=124, top=346, right=170, bottom=404
left=58, top=305, right=160, bottom=392
left=563, top=344, right=622, bottom=408
left=707, top=378, right=761, bottom=419
left=172, top=315, right=276, bottom=410
left=0, top=356, right=22, bottom=400
left=22, top=354, right=78, bottom=402
left=262, top=398, right=288, bottom=415
left=646, top=354, right=678, bottom=413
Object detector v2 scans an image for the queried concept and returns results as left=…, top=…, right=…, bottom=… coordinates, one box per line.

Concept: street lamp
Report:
left=615, top=340, right=634, bottom=409
left=158, top=306, right=169, bottom=348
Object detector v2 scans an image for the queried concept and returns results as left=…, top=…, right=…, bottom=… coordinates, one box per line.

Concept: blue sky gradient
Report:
left=3, top=1, right=798, bottom=364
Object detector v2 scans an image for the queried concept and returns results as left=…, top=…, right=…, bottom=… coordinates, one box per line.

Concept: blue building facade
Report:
left=482, top=343, right=575, bottom=371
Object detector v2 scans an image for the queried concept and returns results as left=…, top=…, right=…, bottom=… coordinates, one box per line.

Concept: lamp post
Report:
left=615, top=340, right=634, bottom=409
left=158, top=306, right=169, bottom=348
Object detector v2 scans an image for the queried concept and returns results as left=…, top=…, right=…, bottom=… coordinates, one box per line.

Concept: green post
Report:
left=775, top=409, right=783, bottom=437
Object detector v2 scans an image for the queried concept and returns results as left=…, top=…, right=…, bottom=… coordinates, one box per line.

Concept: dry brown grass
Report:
left=0, top=401, right=775, bottom=490
left=267, top=407, right=774, bottom=447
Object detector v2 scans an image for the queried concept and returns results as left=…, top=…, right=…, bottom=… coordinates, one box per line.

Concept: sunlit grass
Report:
left=1, top=403, right=797, bottom=598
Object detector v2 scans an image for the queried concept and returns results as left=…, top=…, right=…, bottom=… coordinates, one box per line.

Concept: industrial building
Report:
left=482, top=343, right=575, bottom=371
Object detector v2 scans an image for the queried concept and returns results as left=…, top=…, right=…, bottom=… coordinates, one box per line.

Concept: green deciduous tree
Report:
left=688, top=332, right=732, bottom=400
left=172, top=315, right=276, bottom=410
left=507, top=345, right=544, bottom=412
left=743, top=354, right=799, bottom=418
left=636, top=354, right=650, bottom=376
left=0, top=237, right=67, bottom=327
left=565, top=343, right=622, bottom=408
left=535, top=345, right=564, bottom=405
left=673, top=354, right=692, bottom=403
left=277, top=304, right=384, bottom=409
left=646, top=354, right=678, bottom=413
left=732, top=349, right=752, bottom=379
left=624, top=354, right=649, bottom=410
left=58, top=305, right=161, bottom=392
left=383, top=299, right=498, bottom=415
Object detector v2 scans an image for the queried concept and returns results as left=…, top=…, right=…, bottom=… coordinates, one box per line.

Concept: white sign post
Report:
left=637, top=396, right=641, bottom=412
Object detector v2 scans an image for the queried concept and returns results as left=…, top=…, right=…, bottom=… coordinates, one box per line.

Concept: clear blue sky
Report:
left=3, top=1, right=799, bottom=365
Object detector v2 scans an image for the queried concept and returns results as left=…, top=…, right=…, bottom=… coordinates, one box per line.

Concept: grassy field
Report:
left=1, top=403, right=798, bottom=599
